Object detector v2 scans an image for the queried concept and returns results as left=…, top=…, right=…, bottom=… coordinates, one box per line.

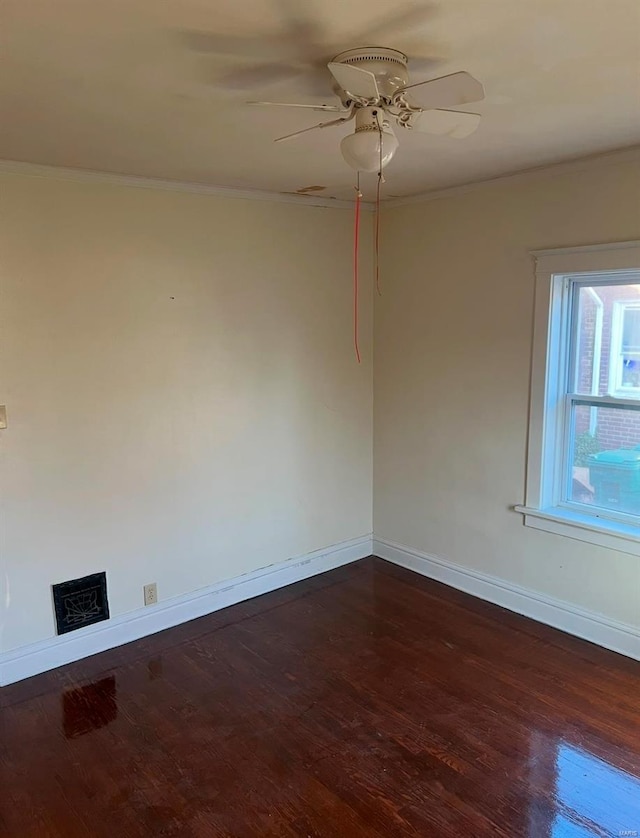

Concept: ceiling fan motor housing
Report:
left=331, top=47, right=409, bottom=105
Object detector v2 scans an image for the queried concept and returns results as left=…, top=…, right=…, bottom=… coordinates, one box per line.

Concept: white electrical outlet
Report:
left=143, top=583, right=158, bottom=606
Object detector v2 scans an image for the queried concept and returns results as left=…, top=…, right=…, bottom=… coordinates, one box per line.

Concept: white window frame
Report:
left=516, top=241, right=640, bottom=556
left=608, top=300, right=640, bottom=398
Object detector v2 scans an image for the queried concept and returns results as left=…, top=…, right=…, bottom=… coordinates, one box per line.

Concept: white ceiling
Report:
left=1, top=0, right=639, bottom=200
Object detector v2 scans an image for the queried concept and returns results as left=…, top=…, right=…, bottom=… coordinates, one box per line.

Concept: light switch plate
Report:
left=0, top=406, right=6, bottom=429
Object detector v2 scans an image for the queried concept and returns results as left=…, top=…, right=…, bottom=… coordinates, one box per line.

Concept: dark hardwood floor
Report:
left=1, top=557, right=639, bottom=837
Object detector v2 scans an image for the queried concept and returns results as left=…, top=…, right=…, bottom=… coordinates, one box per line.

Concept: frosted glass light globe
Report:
left=340, top=129, right=399, bottom=173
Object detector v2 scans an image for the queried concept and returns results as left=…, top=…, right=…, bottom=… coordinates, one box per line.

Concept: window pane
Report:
left=622, top=307, right=640, bottom=351
left=570, top=404, right=640, bottom=513
left=621, top=307, right=640, bottom=391
left=572, top=282, right=640, bottom=398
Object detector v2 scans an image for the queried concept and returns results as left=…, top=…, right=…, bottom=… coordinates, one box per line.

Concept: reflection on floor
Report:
left=62, top=675, right=117, bottom=739
left=1, top=557, right=639, bottom=837
left=554, top=743, right=640, bottom=837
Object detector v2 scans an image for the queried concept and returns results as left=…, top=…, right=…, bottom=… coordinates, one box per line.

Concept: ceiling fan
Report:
left=251, top=48, right=485, bottom=173
left=178, top=3, right=483, bottom=175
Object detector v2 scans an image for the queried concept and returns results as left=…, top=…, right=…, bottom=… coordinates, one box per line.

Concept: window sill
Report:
left=514, top=505, right=640, bottom=556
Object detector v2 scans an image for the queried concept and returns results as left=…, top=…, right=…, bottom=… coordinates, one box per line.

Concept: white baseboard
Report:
left=374, top=537, right=640, bottom=662
left=5, top=532, right=635, bottom=686
left=0, top=535, right=372, bottom=686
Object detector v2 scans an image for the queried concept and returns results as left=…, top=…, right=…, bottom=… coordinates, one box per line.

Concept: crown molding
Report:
left=0, top=159, right=374, bottom=211
left=384, top=145, right=640, bottom=208
left=2, top=145, right=637, bottom=213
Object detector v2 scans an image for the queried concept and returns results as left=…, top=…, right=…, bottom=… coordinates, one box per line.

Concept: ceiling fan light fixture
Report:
left=340, top=125, right=399, bottom=173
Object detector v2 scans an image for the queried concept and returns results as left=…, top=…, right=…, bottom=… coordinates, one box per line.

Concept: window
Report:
left=609, top=301, right=640, bottom=397
left=517, top=241, right=640, bottom=554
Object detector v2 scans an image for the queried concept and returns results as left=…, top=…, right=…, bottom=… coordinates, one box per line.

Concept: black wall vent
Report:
left=52, top=572, right=110, bottom=635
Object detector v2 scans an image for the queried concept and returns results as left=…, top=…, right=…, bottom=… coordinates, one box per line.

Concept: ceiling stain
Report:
left=280, top=191, right=338, bottom=200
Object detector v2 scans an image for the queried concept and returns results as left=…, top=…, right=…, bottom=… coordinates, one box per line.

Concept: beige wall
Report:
left=0, top=173, right=373, bottom=652
left=2, top=155, right=639, bottom=659
left=375, top=157, right=640, bottom=629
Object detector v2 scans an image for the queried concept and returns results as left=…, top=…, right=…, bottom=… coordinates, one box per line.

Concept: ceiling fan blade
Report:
left=248, top=101, right=346, bottom=112
left=411, top=109, right=481, bottom=138
left=272, top=0, right=327, bottom=56
left=274, top=111, right=355, bottom=143
left=178, top=30, right=284, bottom=60
left=328, top=63, right=379, bottom=100
left=406, top=55, right=445, bottom=74
left=396, top=71, right=484, bottom=110
left=215, top=63, right=303, bottom=90
left=355, top=2, right=436, bottom=42
left=178, top=1, right=327, bottom=60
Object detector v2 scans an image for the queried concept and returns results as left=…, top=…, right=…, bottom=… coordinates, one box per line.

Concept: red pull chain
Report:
left=353, top=185, right=362, bottom=364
